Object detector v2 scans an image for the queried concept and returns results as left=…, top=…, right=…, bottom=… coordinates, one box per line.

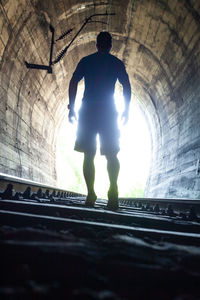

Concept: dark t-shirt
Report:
left=72, top=51, right=130, bottom=104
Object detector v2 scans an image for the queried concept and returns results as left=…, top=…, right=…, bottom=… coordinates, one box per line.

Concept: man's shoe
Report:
left=107, top=188, right=119, bottom=211
left=85, top=192, right=97, bottom=207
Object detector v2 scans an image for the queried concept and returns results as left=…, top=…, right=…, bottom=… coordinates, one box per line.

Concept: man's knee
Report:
left=84, top=152, right=96, bottom=161
left=105, top=153, right=119, bottom=163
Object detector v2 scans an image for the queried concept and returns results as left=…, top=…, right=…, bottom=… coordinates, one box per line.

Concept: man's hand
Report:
left=68, top=108, right=77, bottom=123
left=121, top=109, right=129, bottom=125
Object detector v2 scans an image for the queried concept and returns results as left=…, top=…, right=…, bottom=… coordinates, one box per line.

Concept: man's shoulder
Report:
left=108, top=53, right=121, bottom=61
left=81, top=52, right=123, bottom=60
left=80, top=52, right=97, bottom=62
left=79, top=52, right=125, bottom=68
left=108, top=53, right=125, bottom=66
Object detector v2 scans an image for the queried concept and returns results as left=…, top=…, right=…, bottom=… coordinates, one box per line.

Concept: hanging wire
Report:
left=53, top=12, right=115, bottom=65
left=25, top=11, right=115, bottom=73
left=56, top=28, right=74, bottom=41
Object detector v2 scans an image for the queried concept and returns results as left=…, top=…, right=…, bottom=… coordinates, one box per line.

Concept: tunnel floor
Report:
left=0, top=175, right=200, bottom=299
left=1, top=199, right=200, bottom=300
left=0, top=225, right=200, bottom=300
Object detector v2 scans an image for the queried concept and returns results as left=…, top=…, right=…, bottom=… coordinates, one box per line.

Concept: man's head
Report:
left=96, top=31, right=112, bottom=52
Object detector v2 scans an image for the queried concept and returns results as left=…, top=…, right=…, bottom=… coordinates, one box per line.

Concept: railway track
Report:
left=1, top=173, right=200, bottom=299
left=0, top=173, right=200, bottom=233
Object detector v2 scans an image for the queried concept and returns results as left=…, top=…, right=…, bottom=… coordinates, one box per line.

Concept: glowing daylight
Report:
left=56, top=88, right=151, bottom=198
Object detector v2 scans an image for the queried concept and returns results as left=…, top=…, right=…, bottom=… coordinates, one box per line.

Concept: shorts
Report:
left=74, top=102, right=120, bottom=155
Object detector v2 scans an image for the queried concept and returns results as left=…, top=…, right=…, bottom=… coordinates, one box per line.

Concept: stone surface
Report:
left=0, top=0, right=200, bottom=198
left=1, top=225, right=200, bottom=299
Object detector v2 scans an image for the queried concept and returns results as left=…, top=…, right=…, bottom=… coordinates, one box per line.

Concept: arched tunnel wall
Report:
left=0, top=0, right=200, bottom=198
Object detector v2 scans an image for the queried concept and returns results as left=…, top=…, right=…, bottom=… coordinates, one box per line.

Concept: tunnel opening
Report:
left=0, top=0, right=199, bottom=199
left=56, top=83, right=152, bottom=198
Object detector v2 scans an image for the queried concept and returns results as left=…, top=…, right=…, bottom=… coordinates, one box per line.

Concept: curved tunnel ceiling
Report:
left=0, top=0, right=200, bottom=198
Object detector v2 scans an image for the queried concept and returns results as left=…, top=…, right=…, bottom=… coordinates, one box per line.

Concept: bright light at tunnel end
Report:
left=56, top=86, right=151, bottom=198
left=114, top=89, right=151, bottom=197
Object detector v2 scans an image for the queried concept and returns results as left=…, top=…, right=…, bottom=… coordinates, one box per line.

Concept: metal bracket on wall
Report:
left=25, top=24, right=55, bottom=73
left=24, top=12, right=115, bottom=74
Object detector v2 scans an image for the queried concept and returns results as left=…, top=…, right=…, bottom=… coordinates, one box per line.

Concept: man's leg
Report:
left=83, top=152, right=97, bottom=206
left=105, top=153, right=120, bottom=210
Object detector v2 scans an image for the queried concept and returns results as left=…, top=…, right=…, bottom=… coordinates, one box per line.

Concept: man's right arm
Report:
left=118, top=61, right=131, bottom=124
left=68, top=59, right=84, bottom=123
left=68, top=77, right=78, bottom=123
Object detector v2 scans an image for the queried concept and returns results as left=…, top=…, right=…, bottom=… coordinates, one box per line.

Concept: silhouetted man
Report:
left=68, top=31, right=131, bottom=210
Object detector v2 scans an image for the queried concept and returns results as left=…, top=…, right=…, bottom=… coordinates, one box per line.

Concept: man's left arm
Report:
left=118, top=62, right=131, bottom=124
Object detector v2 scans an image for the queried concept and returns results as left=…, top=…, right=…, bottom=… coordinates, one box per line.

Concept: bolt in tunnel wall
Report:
left=0, top=0, right=200, bottom=198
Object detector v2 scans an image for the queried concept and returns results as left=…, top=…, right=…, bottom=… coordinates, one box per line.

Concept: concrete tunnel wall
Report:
left=0, top=0, right=200, bottom=198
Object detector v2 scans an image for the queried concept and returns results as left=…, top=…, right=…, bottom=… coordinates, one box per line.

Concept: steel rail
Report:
left=0, top=199, right=199, bottom=234
left=0, top=173, right=200, bottom=220
left=1, top=210, right=200, bottom=244
left=0, top=172, right=85, bottom=197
